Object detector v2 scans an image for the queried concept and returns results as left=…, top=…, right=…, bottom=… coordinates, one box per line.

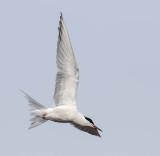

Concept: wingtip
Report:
left=60, top=12, right=63, bottom=20
left=20, top=89, right=29, bottom=97
left=20, top=89, right=27, bottom=96
left=97, top=133, right=101, bottom=137
left=19, top=89, right=24, bottom=93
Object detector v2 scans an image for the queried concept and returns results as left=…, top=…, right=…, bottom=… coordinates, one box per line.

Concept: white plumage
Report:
left=54, top=14, right=79, bottom=107
left=23, top=13, right=102, bottom=137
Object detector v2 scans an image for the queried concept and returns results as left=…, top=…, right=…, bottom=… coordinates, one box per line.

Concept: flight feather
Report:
left=54, top=13, right=79, bottom=107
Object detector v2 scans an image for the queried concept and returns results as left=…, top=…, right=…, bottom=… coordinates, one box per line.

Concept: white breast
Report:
left=46, top=106, right=78, bottom=122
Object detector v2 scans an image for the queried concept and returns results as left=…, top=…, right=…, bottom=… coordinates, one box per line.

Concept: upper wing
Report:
left=54, top=13, right=79, bottom=107
left=72, top=123, right=101, bottom=137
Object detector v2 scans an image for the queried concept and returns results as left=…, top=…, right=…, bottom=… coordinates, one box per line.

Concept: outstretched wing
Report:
left=72, top=123, right=101, bottom=137
left=54, top=13, right=79, bottom=107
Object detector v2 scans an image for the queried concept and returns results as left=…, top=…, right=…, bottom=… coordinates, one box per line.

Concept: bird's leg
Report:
left=42, top=113, right=47, bottom=119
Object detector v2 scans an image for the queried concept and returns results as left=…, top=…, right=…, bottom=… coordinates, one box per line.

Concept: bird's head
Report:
left=84, top=116, right=102, bottom=132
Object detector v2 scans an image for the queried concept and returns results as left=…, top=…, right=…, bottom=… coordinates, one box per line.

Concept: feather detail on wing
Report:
left=72, top=123, right=101, bottom=137
left=54, top=13, right=79, bottom=107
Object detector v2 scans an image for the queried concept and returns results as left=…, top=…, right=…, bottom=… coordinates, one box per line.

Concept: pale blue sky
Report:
left=0, top=0, right=160, bottom=156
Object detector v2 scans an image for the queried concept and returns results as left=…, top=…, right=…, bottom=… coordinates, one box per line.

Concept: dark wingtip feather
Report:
left=58, top=13, right=63, bottom=42
left=60, top=12, right=63, bottom=20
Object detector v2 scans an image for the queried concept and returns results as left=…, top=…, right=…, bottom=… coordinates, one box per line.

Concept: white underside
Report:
left=32, top=105, right=87, bottom=125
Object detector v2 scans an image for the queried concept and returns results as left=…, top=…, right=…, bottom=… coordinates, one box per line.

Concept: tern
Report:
left=23, top=13, right=102, bottom=137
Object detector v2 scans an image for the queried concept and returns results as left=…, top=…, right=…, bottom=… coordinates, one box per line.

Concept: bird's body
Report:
left=23, top=13, right=102, bottom=137
left=46, top=106, right=78, bottom=123
left=42, top=106, right=82, bottom=124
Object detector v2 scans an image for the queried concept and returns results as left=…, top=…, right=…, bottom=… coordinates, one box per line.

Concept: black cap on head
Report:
left=84, top=116, right=94, bottom=125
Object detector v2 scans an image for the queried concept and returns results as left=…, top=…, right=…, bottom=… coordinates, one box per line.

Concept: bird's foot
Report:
left=42, top=113, right=47, bottom=119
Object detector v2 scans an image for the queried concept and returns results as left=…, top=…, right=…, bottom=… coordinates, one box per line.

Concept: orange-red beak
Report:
left=93, top=125, right=102, bottom=132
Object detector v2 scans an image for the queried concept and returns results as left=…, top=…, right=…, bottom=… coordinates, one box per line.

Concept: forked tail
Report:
left=22, top=91, right=47, bottom=129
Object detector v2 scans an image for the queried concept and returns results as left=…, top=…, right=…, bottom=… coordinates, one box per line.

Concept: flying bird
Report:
left=23, top=13, right=102, bottom=137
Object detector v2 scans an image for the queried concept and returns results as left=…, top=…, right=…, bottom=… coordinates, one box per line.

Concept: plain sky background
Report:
left=0, top=0, right=160, bottom=155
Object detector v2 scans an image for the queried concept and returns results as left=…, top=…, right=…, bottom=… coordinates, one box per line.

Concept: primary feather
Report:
left=54, top=13, right=79, bottom=107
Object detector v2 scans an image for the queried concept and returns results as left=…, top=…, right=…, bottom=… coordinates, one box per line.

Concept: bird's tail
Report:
left=22, top=91, right=47, bottom=129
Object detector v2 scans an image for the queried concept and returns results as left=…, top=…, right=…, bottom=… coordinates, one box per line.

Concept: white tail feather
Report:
left=21, top=90, right=47, bottom=129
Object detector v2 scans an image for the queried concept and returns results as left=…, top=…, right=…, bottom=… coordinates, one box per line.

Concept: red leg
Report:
left=42, top=113, right=47, bottom=119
